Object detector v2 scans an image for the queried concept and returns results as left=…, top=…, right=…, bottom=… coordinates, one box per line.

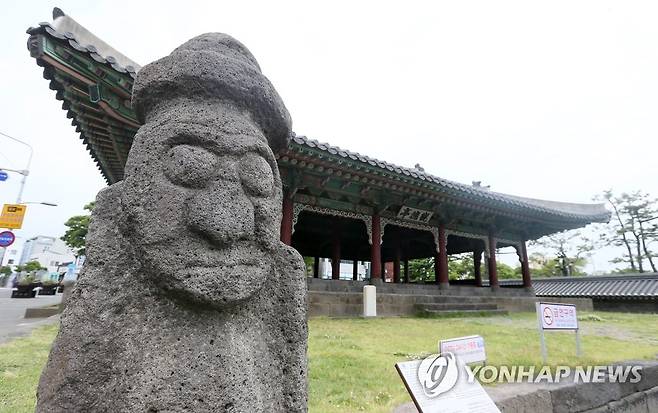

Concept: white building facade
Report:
left=19, top=235, right=76, bottom=273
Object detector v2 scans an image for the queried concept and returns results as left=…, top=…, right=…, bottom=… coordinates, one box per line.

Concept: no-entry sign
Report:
left=0, top=230, right=15, bottom=247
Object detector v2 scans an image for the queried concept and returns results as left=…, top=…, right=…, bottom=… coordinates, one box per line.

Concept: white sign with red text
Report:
left=538, top=302, right=578, bottom=330
left=440, top=335, right=486, bottom=364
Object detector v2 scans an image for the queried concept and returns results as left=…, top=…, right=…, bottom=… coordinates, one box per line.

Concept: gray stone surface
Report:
left=36, top=33, right=307, bottom=412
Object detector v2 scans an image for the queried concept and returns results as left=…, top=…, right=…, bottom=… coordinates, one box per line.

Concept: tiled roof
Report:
left=26, top=8, right=612, bottom=230
left=290, top=135, right=611, bottom=223
left=499, top=274, right=658, bottom=299
left=27, top=8, right=140, bottom=77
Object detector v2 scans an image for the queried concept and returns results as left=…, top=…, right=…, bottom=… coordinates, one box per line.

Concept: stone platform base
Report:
left=307, top=279, right=592, bottom=317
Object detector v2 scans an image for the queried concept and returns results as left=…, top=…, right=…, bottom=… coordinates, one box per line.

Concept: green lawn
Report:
left=1, top=312, right=657, bottom=413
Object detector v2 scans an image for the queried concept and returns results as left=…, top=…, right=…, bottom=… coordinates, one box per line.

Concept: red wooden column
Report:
left=393, top=247, right=400, bottom=283
left=520, top=240, right=532, bottom=289
left=313, top=256, right=319, bottom=278
left=473, top=248, right=483, bottom=287
left=370, top=214, right=382, bottom=282
left=280, top=196, right=294, bottom=245
left=393, top=244, right=401, bottom=284
left=331, top=223, right=341, bottom=280
left=352, top=260, right=358, bottom=280
left=488, top=231, right=499, bottom=289
left=437, top=223, right=449, bottom=288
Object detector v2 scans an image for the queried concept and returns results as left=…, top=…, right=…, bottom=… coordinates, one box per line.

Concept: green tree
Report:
left=531, top=230, right=593, bottom=276
left=22, top=261, right=46, bottom=273
left=61, top=202, right=95, bottom=257
left=303, top=257, right=314, bottom=276
left=0, top=265, right=11, bottom=286
left=408, top=257, right=435, bottom=282
left=448, top=253, right=474, bottom=280
left=595, top=190, right=657, bottom=273
left=495, top=262, right=522, bottom=279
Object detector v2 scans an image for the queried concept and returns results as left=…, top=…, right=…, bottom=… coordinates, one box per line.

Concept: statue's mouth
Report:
left=183, top=243, right=267, bottom=269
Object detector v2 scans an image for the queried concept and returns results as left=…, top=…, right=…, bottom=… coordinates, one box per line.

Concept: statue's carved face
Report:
left=121, top=100, right=282, bottom=308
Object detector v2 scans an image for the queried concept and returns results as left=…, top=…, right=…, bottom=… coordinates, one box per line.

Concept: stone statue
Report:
left=36, top=34, right=308, bottom=412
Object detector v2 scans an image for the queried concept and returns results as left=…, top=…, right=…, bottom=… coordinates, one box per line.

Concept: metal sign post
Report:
left=536, top=302, right=580, bottom=363
left=535, top=302, right=548, bottom=363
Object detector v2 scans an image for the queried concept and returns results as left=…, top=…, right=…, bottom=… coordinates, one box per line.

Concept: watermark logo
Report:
left=417, top=352, right=459, bottom=397
left=416, top=353, right=644, bottom=399
left=466, top=365, right=643, bottom=384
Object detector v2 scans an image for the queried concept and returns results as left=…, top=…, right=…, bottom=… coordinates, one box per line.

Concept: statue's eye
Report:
left=239, top=153, right=274, bottom=197
left=164, top=144, right=218, bottom=188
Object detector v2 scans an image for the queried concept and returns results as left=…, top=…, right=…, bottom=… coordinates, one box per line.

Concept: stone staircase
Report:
left=413, top=295, right=508, bottom=317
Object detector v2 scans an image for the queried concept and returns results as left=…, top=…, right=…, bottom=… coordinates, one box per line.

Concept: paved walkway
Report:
left=0, top=288, right=61, bottom=344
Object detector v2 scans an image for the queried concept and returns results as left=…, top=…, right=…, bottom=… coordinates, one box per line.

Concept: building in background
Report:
left=19, top=235, right=75, bottom=273
left=1, top=237, right=24, bottom=268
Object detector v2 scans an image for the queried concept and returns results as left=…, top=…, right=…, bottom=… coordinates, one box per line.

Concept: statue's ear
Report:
left=84, top=182, right=128, bottom=268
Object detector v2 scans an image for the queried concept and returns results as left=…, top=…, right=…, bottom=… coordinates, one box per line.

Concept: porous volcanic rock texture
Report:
left=36, top=33, right=307, bottom=413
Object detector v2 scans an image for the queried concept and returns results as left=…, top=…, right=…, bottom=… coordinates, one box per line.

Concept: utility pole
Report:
left=0, top=131, right=33, bottom=204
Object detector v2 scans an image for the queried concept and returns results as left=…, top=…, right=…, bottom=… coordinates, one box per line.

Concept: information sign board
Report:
left=536, top=302, right=581, bottom=362
left=538, top=302, right=578, bottom=330
left=440, top=335, right=486, bottom=364
left=0, top=204, right=27, bottom=229
left=396, top=356, right=500, bottom=413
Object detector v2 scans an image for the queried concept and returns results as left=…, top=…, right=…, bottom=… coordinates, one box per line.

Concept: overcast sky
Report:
left=1, top=1, right=656, bottom=272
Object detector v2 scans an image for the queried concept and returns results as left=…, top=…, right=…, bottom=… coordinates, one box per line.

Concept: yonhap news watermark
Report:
left=416, top=352, right=643, bottom=397
left=413, top=352, right=644, bottom=399
left=464, top=363, right=643, bottom=385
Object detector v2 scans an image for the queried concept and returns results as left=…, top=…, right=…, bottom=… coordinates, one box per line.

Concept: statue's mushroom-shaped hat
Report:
left=132, top=33, right=291, bottom=151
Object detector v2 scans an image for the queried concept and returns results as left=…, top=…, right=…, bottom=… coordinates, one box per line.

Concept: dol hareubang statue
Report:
left=36, top=34, right=308, bottom=412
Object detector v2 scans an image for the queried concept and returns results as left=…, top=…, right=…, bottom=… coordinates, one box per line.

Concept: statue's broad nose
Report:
left=185, top=182, right=255, bottom=245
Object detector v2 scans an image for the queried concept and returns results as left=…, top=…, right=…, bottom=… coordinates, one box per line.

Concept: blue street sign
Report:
left=0, top=171, right=7, bottom=181
left=0, top=230, right=15, bottom=247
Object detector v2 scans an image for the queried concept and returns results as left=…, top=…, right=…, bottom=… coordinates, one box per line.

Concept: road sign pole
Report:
left=575, top=329, right=582, bottom=358
left=0, top=131, right=33, bottom=204
left=536, top=302, right=548, bottom=364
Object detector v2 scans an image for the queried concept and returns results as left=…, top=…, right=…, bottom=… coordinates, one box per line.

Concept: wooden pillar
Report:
left=332, top=224, right=341, bottom=280
left=473, top=249, right=483, bottom=287
left=370, top=214, right=382, bottom=282
left=393, top=231, right=401, bottom=283
left=280, top=196, right=293, bottom=245
left=352, top=259, right=358, bottom=281
left=488, top=231, right=499, bottom=289
left=404, top=260, right=409, bottom=283
left=520, top=241, right=532, bottom=289
left=313, top=256, right=319, bottom=279
left=437, top=223, right=449, bottom=288
left=393, top=244, right=401, bottom=283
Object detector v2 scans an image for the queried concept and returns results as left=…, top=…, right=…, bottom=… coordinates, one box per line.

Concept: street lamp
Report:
left=22, top=202, right=58, bottom=207
left=0, top=130, right=33, bottom=204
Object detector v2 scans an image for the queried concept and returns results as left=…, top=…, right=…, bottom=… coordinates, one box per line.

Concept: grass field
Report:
left=1, top=312, right=657, bottom=413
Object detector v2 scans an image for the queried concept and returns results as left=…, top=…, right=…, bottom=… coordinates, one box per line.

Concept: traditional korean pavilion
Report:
left=27, top=9, right=610, bottom=293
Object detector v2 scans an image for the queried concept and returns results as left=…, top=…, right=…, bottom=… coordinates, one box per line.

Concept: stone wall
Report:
left=492, top=361, right=658, bottom=413
left=593, top=298, right=658, bottom=314
left=306, top=279, right=593, bottom=317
